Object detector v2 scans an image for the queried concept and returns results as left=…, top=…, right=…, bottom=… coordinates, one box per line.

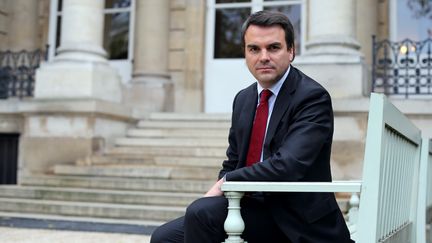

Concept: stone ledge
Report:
left=295, top=54, right=364, bottom=64
left=333, top=97, right=432, bottom=115
left=0, top=99, right=136, bottom=122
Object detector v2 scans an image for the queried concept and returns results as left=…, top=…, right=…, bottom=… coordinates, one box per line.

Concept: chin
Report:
left=258, top=76, right=276, bottom=83
left=258, top=79, right=277, bottom=88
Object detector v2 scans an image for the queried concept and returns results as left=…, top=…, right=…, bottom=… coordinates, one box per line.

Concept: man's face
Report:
left=244, top=25, right=293, bottom=88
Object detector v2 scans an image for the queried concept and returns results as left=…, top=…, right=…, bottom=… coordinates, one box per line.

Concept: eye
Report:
left=248, top=46, right=259, bottom=54
left=268, top=44, right=281, bottom=52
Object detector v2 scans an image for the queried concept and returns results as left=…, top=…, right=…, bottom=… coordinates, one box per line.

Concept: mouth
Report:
left=256, top=66, right=274, bottom=72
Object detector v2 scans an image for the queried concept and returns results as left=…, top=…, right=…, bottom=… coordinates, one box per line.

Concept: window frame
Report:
left=207, top=0, right=306, bottom=60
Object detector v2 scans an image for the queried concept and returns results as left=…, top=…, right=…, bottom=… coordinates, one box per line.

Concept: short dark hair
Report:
left=241, top=10, right=296, bottom=60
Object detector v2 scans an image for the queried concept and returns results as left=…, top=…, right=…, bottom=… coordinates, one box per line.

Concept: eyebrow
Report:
left=246, top=42, right=282, bottom=49
left=246, top=44, right=259, bottom=49
left=268, top=42, right=282, bottom=47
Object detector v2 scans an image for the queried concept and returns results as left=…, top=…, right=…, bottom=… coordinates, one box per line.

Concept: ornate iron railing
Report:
left=372, top=36, right=432, bottom=98
left=0, top=49, right=47, bottom=99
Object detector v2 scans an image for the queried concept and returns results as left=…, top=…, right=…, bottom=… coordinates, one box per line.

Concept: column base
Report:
left=124, top=75, right=174, bottom=115
left=305, top=35, right=362, bottom=56
left=17, top=99, right=134, bottom=176
left=174, top=88, right=203, bottom=113
left=34, top=61, right=122, bottom=103
left=294, top=54, right=370, bottom=98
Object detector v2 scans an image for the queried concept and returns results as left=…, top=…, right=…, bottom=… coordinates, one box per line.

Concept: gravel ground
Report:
left=0, top=227, right=151, bottom=243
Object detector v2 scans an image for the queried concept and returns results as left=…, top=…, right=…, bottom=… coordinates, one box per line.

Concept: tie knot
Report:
left=260, top=89, right=272, bottom=104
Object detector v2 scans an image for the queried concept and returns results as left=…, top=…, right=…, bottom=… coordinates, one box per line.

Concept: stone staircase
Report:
left=0, top=113, right=231, bottom=228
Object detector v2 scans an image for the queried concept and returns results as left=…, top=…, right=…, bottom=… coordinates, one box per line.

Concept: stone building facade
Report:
left=0, top=0, right=431, bottom=181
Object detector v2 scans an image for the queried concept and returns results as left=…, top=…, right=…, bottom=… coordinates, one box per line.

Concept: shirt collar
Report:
left=257, top=65, right=290, bottom=98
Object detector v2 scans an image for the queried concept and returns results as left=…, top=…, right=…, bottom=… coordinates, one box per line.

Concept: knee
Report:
left=150, top=221, right=182, bottom=243
left=185, top=197, right=206, bottom=223
left=150, top=226, right=165, bottom=243
left=185, top=196, right=227, bottom=225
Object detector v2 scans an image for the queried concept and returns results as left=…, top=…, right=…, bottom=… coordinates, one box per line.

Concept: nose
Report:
left=259, top=50, right=270, bottom=62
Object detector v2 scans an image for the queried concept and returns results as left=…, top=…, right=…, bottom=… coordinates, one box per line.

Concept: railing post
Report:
left=348, top=193, right=360, bottom=225
left=372, top=35, right=376, bottom=93
left=223, top=191, right=246, bottom=243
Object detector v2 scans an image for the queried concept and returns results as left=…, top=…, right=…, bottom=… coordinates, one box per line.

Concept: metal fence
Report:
left=0, top=49, right=47, bottom=99
left=372, top=36, right=432, bottom=98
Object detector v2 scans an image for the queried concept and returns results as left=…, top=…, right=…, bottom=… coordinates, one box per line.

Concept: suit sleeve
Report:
left=218, top=92, right=241, bottom=180
left=225, top=87, right=333, bottom=182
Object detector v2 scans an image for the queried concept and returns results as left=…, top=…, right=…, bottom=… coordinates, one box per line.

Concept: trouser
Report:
left=150, top=195, right=290, bottom=243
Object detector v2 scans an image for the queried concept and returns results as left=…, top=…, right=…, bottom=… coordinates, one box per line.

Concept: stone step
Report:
left=106, top=146, right=226, bottom=157
left=80, top=155, right=223, bottom=168
left=0, top=211, right=165, bottom=229
left=115, top=137, right=228, bottom=148
left=153, top=156, right=223, bottom=168
left=0, top=197, right=185, bottom=222
left=20, top=175, right=214, bottom=193
left=53, top=164, right=220, bottom=180
left=127, top=128, right=228, bottom=138
left=0, top=185, right=200, bottom=206
left=137, top=120, right=231, bottom=129
left=148, top=112, right=231, bottom=121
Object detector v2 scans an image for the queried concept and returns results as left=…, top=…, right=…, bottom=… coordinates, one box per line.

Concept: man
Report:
left=151, top=10, right=353, bottom=243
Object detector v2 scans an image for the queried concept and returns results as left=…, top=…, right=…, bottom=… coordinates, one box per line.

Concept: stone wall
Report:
left=170, top=0, right=205, bottom=113
left=16, top=100, right=134, bottom=176
left=0, top=0, right=8, bottom=50
left=37, top=0, right=50, bottom=50
left=0, top=0, right=50, bottom=52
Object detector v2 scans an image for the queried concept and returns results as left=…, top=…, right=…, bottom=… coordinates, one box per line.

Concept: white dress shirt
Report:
left=255, top=66, right=291, bottom=162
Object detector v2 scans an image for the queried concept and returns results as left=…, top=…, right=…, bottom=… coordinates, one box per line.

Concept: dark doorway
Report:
left=0, top=133, right=19, bottom=184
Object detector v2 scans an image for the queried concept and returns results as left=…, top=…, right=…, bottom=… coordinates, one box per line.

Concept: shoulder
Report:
left=289, top=66, right=331, bottom=102
left=233, top=82, right=256, bottom=104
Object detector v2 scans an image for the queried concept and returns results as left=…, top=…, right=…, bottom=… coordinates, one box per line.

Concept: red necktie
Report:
left=246, top=89, right=272, bottom=166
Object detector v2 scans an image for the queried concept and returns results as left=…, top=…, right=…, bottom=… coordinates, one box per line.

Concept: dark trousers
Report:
left=150, top=195, right=290, bottom=243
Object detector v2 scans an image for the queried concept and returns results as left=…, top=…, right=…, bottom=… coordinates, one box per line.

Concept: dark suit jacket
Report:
left=218, top=66, right=352, bottom=243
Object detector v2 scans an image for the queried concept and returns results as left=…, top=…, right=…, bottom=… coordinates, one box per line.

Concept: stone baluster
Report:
left=348, top=193, right=360, bottom=225
left=223, top=191, right=246, bottom=243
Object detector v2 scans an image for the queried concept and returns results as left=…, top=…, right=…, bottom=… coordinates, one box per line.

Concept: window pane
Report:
left=214, top=8, right=250, bottom=58
left=397, top=0, right=432, bottom=40
left=56, top=16, right=61, bottom=49
left=216, top=0, right=250, bottom=3
left=105, top=0, right=131, bottom=9
left=264, top=5, right=302, bottom=55
left=103, top=12, right=129, bottom=59
left=58, top=0, right=63, bottom=11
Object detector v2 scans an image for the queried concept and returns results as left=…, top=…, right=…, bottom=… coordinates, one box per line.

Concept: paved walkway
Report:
left=0, top=227, right=151, bottom=243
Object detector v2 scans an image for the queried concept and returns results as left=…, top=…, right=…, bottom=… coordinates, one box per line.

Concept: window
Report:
left=212, top=0, right=303, bottom=59
left=392, top=0, right=432, bottom=41
left=103, top=0, right=132, bottom=60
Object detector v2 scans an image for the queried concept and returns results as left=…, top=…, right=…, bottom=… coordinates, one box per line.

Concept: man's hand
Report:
left=204, top=178, right=224, bottom=197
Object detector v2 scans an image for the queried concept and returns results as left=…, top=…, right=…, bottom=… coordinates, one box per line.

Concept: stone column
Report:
left=22, top=0, right=130, bottom=177
left=124, top=0, right=173, bottom=113
left=295, top=0, right=369, bottom=181
left=295, top=0, right=367, bottom=99
left=7, top=0, right=39, bottom=51
left=34, top=0, right=122, bottom=103
left=55, top=0, right=106, bottom=62
left=306, top=0, right=360, bottom=55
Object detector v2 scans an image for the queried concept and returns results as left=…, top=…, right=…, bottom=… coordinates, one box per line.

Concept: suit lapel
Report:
left=263, top=67, right=299, bottom=159
left=238, top=85, right=258, bottom=165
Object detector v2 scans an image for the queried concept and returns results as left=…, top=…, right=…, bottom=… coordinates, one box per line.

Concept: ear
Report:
left=288, top=47, right=295, bottom=62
